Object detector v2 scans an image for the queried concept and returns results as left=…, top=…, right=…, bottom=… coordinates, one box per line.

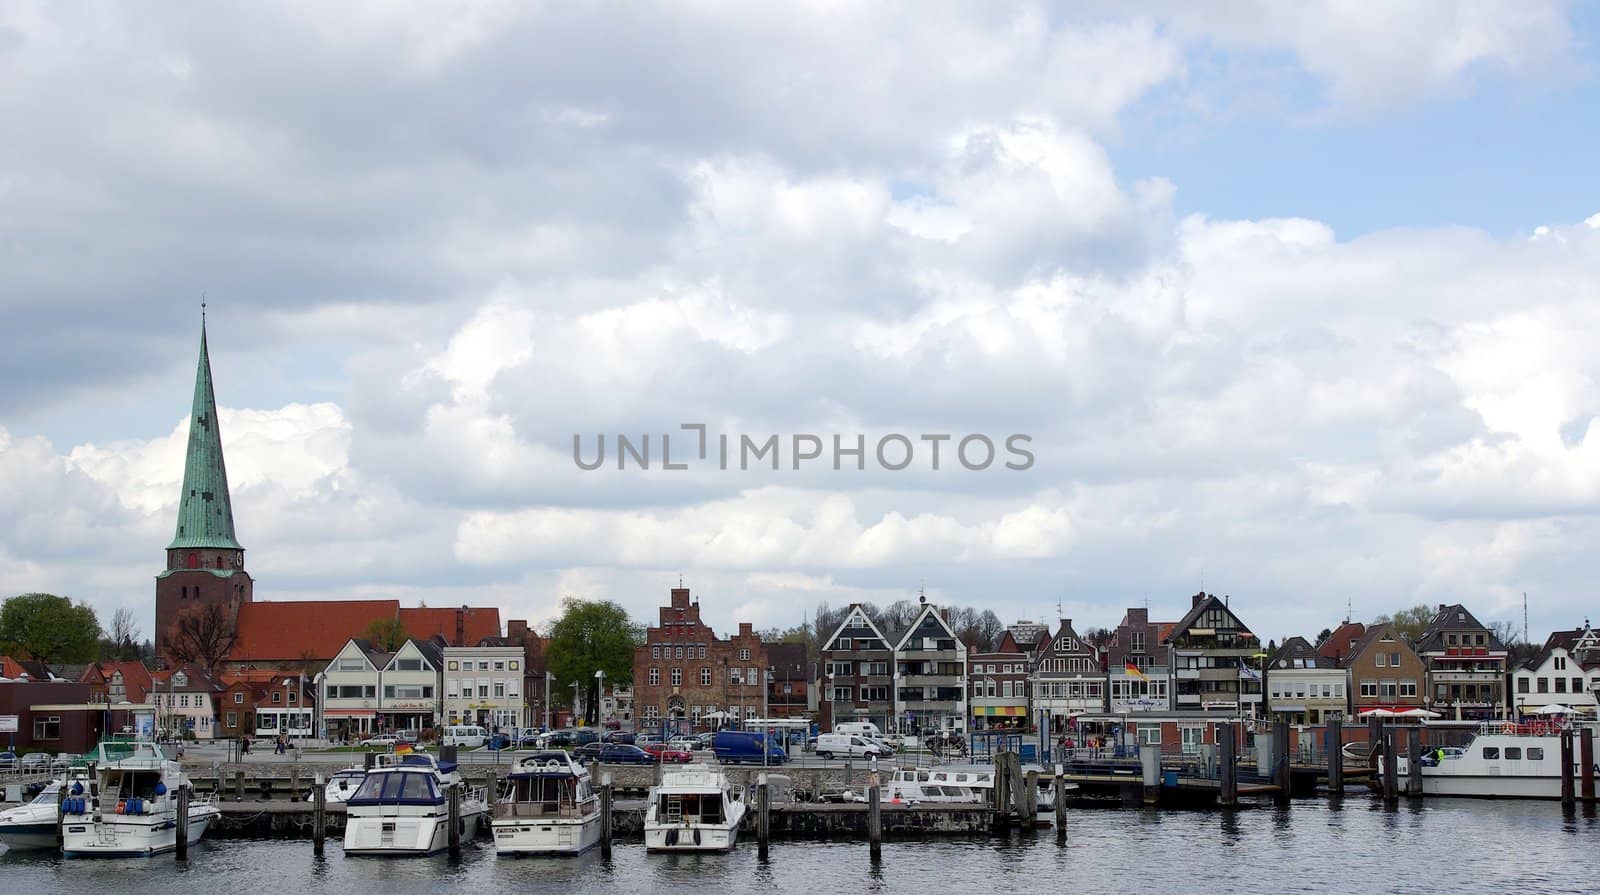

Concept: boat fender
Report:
left=693, top=829, right=701, bottom=846
left=458, top=818, right=466, bottom=837
left=666, top=829, right=678, bottom=846
left=117, top=800, right=126, bottom=815
left=71, top=782, right=84, bottom=795
left=155, top=782, right=168, bottom=796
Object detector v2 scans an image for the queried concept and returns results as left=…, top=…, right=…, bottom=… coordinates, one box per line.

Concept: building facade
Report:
left=818, top=604, right=895, bottom=733
left=151, top=664, right=224, bottom=740
left=443, top=644, right=525, bottom=730
left=893, top=600, right=967, bottom=734
left=1265, top=636, right=1346, bottom=725
left=319, top=639, right=384, bottom=741
left=969, top=632, right=1032, bottom=731
left=1414, top=604, right=1508, bottom=720
left=1344, top=622, right=1426, bottom=714
left=766, top=642, right=810, bottom=720
left=1104, top=607, right=1172, bottom=715
left=1513, top=624, right=1600, bottom=715
left=1164, top=594, right=1262, bottom=715
left=1032, top=620, right=1106, bottom=731
left=631, top=586, right=770, bottom=732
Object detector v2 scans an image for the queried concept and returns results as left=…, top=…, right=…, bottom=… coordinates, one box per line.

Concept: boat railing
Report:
left=1476, top=720, right=1567, bottom=738
left=493, top=793, right=598, bottom=820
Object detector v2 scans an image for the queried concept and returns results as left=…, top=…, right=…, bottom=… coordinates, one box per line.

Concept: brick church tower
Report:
left=154, top=320, right=253, bottom=663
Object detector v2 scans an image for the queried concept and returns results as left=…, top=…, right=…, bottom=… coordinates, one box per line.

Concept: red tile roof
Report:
left=99, top=662, right=154, bottom=703
left=229, top=599, right=400, bottom=663
left=1, top=656, right=27, bottom=678
left=1319, top=622, right=1368, bottom=665
left=398, top=607, right=501, bottom=645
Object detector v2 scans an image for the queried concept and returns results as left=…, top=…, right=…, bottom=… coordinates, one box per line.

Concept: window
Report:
left=700, top=668, right=712, bottom=686
left=1518, top=677, right=1530, bottom=693
left=836, top=637, right=852, bottom=650
left=326, top=685, right=337, bottom=699
left=33, top=716, right=61, bottom=740
left=1360, top=680, right=1378, bottom=698
left=234, top=692, right=244, bottom=704
left=675, top=646, right=684, bottom=659
left=1138, top=727, right=1161, bottom=745
left=1482, top=747, right=1499, bottom=759
left=493, top=682, right=505, bottom=698
left=861, top=685, right=889, bottom=701
left=1555, top=656, right=1568, bottom=671
left=1528, top=747, right=1545, bottom=760
left=1389, top=653, right=1401, bottom=667
left=1376, top=653, right=1388, bottom=667
left=648, top=668, right=660, bottom=686
left=272, top=692, right=282, bottom=703
left=730, top=669, right=742, bottom=685
left=1573, top=677, right=1584, bottom=693
left=652, top=646, right=660, bottom=659
left=1538, top=677, right=1549, bottom=693
left=1504, top=747, right=1522, bottom=760
left=477, top=661, right=489, bottom=670
left=1130, top=631, right=1145, bottom=653
left=226, top=712, right=237, bottom=728
left=698, top=646, right=707, bottom=658
left=1399, top=680, right=1417, bottom=698
left=670, top=668, right=682, bottom=686
left=1180, top=725, right=1204, bottom=755
left=494, top=661, right=505, bottom=670
left=338, top=658, right=365, bottom=672
left=395, top=658, right=422, bottom=671
left=831, top=686, right=854, bottom=702
left=740, top=649, right=751, bottom=661
left=1556, top=678, right=1567, bottom=694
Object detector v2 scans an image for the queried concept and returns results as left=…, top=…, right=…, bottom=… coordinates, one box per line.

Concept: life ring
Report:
left=546, top=759, right=562, bottom=769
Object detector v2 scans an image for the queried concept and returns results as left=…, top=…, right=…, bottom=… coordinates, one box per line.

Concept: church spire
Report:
left=168, top=319, right=242, bottom=550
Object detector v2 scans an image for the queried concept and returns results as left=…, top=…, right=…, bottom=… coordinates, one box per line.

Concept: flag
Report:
left=1124, top=661, right=1147, bottom=680
left=1239, top=659, right=1261, bottom=682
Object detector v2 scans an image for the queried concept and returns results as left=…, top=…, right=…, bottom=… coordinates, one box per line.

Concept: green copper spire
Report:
left=168, top=321, right=242, bottom=550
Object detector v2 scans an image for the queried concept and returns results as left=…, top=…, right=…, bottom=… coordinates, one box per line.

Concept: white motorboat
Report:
left=492, top=751, right=602, bottom=856
left=644, top=763, right=745, bottom=852
left=0, top=779, right=76, bottom=850
left=1388, top=721, right=1595, bottom=799
left=60, top=737, right=219, bottom=858
left=324, top=768, right=369, bottom=806
left=343, top=754, right=487, bottom=856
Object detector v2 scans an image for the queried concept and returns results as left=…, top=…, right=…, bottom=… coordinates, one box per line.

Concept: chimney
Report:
left=1064, top=618, right=1072, bottom=632
left=738, top=622, right=754, bottom=637
left=1192, top=592, right=1205, bottom=608
left=671, top=587, right=691, bottom=609
left=1438, top=604, right=1448, bottom=614
left=456, top=606, right=467, bottom=646
left=507, top=619, right=528, bottom=641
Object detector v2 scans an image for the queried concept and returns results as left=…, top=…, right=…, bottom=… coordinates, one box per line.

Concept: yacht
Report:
left=60, top=738, right=219, bottom=858
left=644, top=763, right=745, bottom=852
left=323, top=768, right=370, bottom=806
left=0, top=778, right=80, bottom=850
left=1389, top=721, right=1595, bottom=799
left=492, top=751, right=602, bottom=856
left=343, top=754, right=487, bottom=856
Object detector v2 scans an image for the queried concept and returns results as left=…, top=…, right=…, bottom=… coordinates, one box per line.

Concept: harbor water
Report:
left=2, top=799, right=1594, bottom=894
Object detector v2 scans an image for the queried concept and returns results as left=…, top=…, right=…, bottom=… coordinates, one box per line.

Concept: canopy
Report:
left=1358, top=708, right=1396, bottom=718
left=703, top=710, right=731, bottom=720
left=1532, top=704, right=1577, bottom=715
left=1397, top=708, right=1440, bottom=718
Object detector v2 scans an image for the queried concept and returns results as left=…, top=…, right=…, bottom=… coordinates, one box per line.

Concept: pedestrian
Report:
left=241, top=737, right=250, bottom=756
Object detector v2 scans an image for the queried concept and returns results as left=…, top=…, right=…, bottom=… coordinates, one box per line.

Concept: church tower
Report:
left=154, top=319, right=253, bottom=663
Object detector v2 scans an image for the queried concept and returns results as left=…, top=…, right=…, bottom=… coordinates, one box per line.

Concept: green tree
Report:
left=361, top=616, right=410, bottom=651
left=1372, top=603, right=1436, bottom=644
left=0, top=593, right=103, bottom=666
left=543, top=597, right=641, bottom=725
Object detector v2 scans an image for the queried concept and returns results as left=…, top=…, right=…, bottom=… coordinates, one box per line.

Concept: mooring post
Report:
left=757, top=772, right=771, bottom=860
left=364, top=751, right=376, bottom=771
left=175, top=785, right=190, bottom=861
left=1023, top=768, right=1039, bottom=822
left=600, top=773, right=613, bottom=859
left=447, top=784, right=462, bottom=859
left=290, top=765, right=301, bottom=802
left=234, top=769, right=245, bottom=802
left=1218, top=722, right=1237, bottom=808
left=1580, top=727, right=1596, bottom=803
left=1560, top=729, right=1576, bottom=808
left=1381, top=728, right=1398, bottom=803
left=56, top=779, right=66, bottom=851
left=1406, top=727, right=1423, bottom=798
left=1327, top=717, right=1344, bottom=796
left=1139, top=743, right=1160, bottom=806
left=313, top=773, right=326, bottom=856
left=1053, top=763, right=1067, bottom=843
left=1273, top=716, right=1291, bottom=804
left=867, top=773, right=882, bottom=861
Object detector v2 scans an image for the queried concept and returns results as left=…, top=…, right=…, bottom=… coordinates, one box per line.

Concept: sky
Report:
left=2, top=1, right=1599, bottom=648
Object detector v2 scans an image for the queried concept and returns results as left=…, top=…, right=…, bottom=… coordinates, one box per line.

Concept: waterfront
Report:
left=2, top=800, right=1593, bottom=894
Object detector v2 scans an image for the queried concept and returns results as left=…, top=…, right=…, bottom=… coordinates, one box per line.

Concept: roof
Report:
left=823, top=603, right=891, bottom=651
left=1267, top=636, right=1336, bottom=670
left=1521, top=626, right=1600, bottom=672
left=893, top=602, right=961, bottom=652
left=1318, top=622, right=1367, bottom=664
left=229, top=599, right=401, bottom=662
left=1414, top=604, right=1504, bottom=653
left=1163, top=593, right=1251, bottom=643
left=152, top=663, right=225, bottom=693
left=398, top=607, right=501, bottom=645
left=96, top=662, right=154, bottom=702
left=767, top=642, right=807, bottom=674
left=0, top=656, right=52, bottom=679
left=168, top=322, right=242, bottom=550
left=1348, top=622, right=1419, bottom=664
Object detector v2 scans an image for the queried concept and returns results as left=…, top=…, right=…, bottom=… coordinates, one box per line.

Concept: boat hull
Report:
left=343, top=807, right=484, bottom=856
left=61, top=808, right=218, bottom=858
left=0, top=820, right=59, bottom=851
left=492, top=815, right=602, bottom=856
left=644, top=820, right=740, bottom=852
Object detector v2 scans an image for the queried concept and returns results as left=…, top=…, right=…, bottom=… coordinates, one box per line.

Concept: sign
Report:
left=0, top=715, right=17, bottom=733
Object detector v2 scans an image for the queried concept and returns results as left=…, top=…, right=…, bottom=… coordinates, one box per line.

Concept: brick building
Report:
left=766, top=642, right=810, bottom=719
left=969, top=631, right=1032, bottom=731
left=632, top=586, right=768, bottom=733
left=818, top=604, right=895, bottom=733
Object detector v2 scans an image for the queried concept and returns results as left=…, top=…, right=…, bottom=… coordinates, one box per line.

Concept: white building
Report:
left=317, top=637, right=443, bottom=740
left=378, top=639, right=443, bottom=733
left=151, top=664, right=223, bottom=741
left=892, top=599, right=968, bottom=734
left=1265, top=636, right=1347, bottom=725
left=319, top=639, right=384, bottom=742
left=1514, top=625, right=1600, bottom=715
left=443, top=644, right=524, bottom=730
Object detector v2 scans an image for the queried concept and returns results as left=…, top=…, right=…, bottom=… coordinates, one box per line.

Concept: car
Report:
left=713, top=730, right=787, bottom=765
left=667, top=736, right=700, bottom=752
left=360, top=734, right=400, bottom=747
left=0, top=751, right=17, bottom=772
left=636, top=732, right=664, bottom=746
left=814, top=733, right=890, bottom=760
left=695, top=732, right=715, bottom=750
left=595, top=744, right=655, bottom=765
left=18, top=752, right=52, bottom=772
left=518, top=732, right=546, bottom=748
left=643, top=743, right=693, bottom=763
left=573, top=741, right=605, bottom=762
left=485, top=733, right=513, bottom=750
left=395, top=729, right=420, bottom=744
left=603, top=731, right=636, bottom=745
left=51, top=753, right=81, bottom=771
left=544, top=730, right=578, bottom=749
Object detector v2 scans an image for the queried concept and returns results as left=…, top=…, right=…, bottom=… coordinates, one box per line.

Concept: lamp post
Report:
left=544, top=671, right=553, bottom=730
left=595, top=669, right=606, bottom=727
left=284, top=680, right=293, bottom=748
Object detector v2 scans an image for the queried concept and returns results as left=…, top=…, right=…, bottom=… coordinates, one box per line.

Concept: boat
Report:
left=323, top=768, right=370, bottom=806
left=1388, top=720, right=1596, bottom=798
left=644, top=763, right=745, bottom=852
left=59, top=737, right=219, bottom=858
left=851, top=764, right=1072, bottom=808
left=0, top=777, right=86, bottom=850
left=342, top=753, right=488, bottom=856
left=491, top=751, right=602, bottom=856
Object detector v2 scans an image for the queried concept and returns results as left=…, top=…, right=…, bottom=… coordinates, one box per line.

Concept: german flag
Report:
left=1125, top=660, right=1147, bottom=680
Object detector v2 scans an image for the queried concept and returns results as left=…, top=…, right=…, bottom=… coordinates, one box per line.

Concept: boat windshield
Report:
left=349, top=770, right=441, bottom=804
left=30, top=784, right=61, bottom=805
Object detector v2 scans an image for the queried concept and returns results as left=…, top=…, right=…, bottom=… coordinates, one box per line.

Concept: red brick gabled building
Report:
left=632, top=586, right=768, bottom=732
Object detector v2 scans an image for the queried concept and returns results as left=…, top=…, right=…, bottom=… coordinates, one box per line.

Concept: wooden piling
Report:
left=175, top=785, right=190, bottom=861
left=234, top=769, right=245, bottom=802
left=1053, top=763, right=1067, bottom=844
left=1381, top=728, right=1398, bottom=803
left=1273, top=716, right=1291, bottom=804
left=1024, top=769, right=1039, bottom=822
left=1581, top=727, right=1596, bottom=803
left=1406, top=727, right=1423, bottom=798
left=1218, top=722, right=1237, bottom=808
left=447, top=784, right=462, bottom=859
left=757, top=772, right=771, bottom=860
left=55, top=779, right=66, bottom=851
left=312, top=773, right=326, bottom=856
left=290, top=766, right=301, bottom=802
left=599, top=773, right=613, bottom=859
left=867, top=775, right=882, bottom=861
left=1560, top=729, right=1576, bottom=807
left=1327, top=717, right=1344, bottom=795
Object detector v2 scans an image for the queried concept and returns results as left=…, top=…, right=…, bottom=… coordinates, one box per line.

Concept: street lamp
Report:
left=571, top=680, right=581, bottom=727
left=544, top=670, right=553, bottom=730
left=595, top=669, right=606, bottom=727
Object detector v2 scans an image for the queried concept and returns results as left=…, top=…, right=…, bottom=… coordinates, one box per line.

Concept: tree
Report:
left=1487, top=620, right=1539, bottom=666
left=0, top=593, right=102, bottom=666
left=1372, top=603, right=1436, bottom=644
left=1315, top=627, right=1333, bottom=647
left=543, top=598, right=641, bottom=725
left=362, top=617, right=410, bottom=652
left=100, top=607, right=142, bottom=662
left=1082, top=626, right=1114, bottom=651
left=164, top=601, right=236, bottom=675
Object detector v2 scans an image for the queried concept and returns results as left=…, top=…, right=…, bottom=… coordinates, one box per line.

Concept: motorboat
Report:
left=492, top=751, right=602, bottom=856
left=60, top=737, right=219, bottom=858
left=343, top=753, right=487, bottom=856
left=0, top=776, right=87, bottom=850
left=644, top=763, right=745, bottom=852
left=854, top=764, right=1073, bottom=809
left=1388, top=720, right=1596, bottom=798
left=324, top=768, right=369, bottom=806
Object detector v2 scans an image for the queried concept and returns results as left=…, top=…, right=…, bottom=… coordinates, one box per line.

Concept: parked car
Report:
left=595, top=743, right=655, bottom=765
left=485, top=733, right=514, bottom=751
left=573, top=727, right=602, bottom=746
left=636, top=732, right=664, bottom=746
left=0, top=751, right=17, bottom=772
left=713, top=730, right=787, bottom=765
left=667, top=736, right=700, bottom=752
left=395, top=729, right=420, bottom=744
left=51, top=753, right=81, bottom=771
left=360, top=734, right=400, bottom=747
left=643, top=742, right=693, bottom=763
left=18, top=752, right=53, bottom=772
left=603, top=731, right=636, bottom=745
left=695, top=732, right=715, bottom=750
left=574, top=741, right=606, bottom=763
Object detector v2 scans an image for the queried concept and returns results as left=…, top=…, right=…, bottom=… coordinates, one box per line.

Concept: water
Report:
left=3, top=801, right=1595, bottom=895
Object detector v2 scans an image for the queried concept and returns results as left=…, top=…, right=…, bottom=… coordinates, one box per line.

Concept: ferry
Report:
left=492, top=751, right=602, bottom=856
left=343, top=754, right=487, bottom=856
left=60, top=738, right=219, bottom=858
left=1390, top=721, right=1596, bottom=799
left=644, top=763, right=745, bottom=852
left=855, top=764, right=1072, bottom=808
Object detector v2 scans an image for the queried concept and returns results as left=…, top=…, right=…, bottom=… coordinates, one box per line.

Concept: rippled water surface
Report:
left=3, top=800, right=1595, bottom=895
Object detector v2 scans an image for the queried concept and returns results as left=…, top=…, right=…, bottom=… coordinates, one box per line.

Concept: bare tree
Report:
left=165, top=602, right=236, bottom=675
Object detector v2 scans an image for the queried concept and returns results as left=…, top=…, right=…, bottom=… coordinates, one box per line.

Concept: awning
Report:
left=323, top=709, right=376, bottom=718
left=973, top=705, right=1026, bottom=717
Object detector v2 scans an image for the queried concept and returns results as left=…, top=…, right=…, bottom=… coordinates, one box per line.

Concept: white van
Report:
left=815, top=732, right=892, bottom=760
left=833, top=721, right=882, bottom=738
left=443, top=724, right=488, bottom=748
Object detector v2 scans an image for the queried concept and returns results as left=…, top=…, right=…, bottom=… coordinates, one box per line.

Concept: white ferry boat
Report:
left=60, top=738, right=219, bottom=858
left=1390, top=721, right=1596, bottom=799
left=855, top=764, right=1072, bottom=808
left=644, top=763, right=745, bottom=852
left=343, top=754, right=487, bottom=856
left=492, top=751, right=602, bottom=856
